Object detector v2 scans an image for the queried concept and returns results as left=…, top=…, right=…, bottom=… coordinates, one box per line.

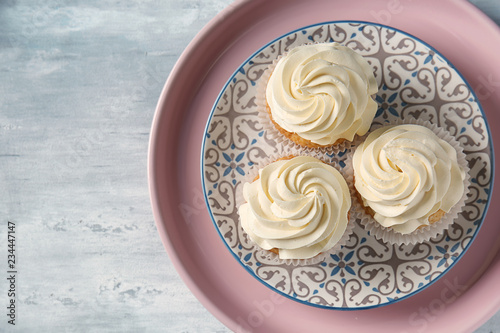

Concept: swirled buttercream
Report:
left=238, top=156, right=351, bottom=259
left=266, top=42, right=378, bottom=146
left=353, top=124, right=465, bottom=234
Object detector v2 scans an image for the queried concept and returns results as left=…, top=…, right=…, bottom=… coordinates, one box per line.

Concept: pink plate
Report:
left=149, top=0, right=500, bottom=331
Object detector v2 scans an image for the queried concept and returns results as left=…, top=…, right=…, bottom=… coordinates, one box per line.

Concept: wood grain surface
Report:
left=0, top=0, right=498, bottom=332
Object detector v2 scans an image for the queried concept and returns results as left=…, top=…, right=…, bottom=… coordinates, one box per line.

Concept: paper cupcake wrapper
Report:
left=255, top=54, right=352, bottom=155
left=236, top=152, right=355, bottom=266
left=348, top=118, right=471, bottom=245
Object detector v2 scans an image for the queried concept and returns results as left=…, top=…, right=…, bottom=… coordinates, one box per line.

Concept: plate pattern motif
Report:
left=202, top=22, right=492, bottom=309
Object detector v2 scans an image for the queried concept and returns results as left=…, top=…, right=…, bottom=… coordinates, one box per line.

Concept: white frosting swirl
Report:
left=239, top=156, right=351, bottom=259
left=266, top=42, right=378, bottom=146
left=353, top=124, right=465, bottom=234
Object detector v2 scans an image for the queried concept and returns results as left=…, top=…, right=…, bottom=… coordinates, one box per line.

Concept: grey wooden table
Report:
left=0, top=0, right=498, bottom=332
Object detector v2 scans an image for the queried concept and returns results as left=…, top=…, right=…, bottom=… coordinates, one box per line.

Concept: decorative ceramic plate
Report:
left=201, top=21, right=493, bottom=310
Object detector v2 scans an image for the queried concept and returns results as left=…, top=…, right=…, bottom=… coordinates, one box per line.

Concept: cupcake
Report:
left=352, top=124, right=468, bottom=243
left=262, top=42, right=378, bottom=150
left=238, top=155, right=352, bottom=262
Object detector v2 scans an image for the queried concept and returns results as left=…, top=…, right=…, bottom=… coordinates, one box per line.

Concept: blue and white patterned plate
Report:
left=201, top=21, right=493, bottom=309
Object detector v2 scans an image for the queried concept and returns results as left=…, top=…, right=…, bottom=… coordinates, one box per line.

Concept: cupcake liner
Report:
left=236, top=152, right=355, bottom=266
left=348, top=119, right=471, bottom=245
left=255, top=54, right=353, bottom=156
